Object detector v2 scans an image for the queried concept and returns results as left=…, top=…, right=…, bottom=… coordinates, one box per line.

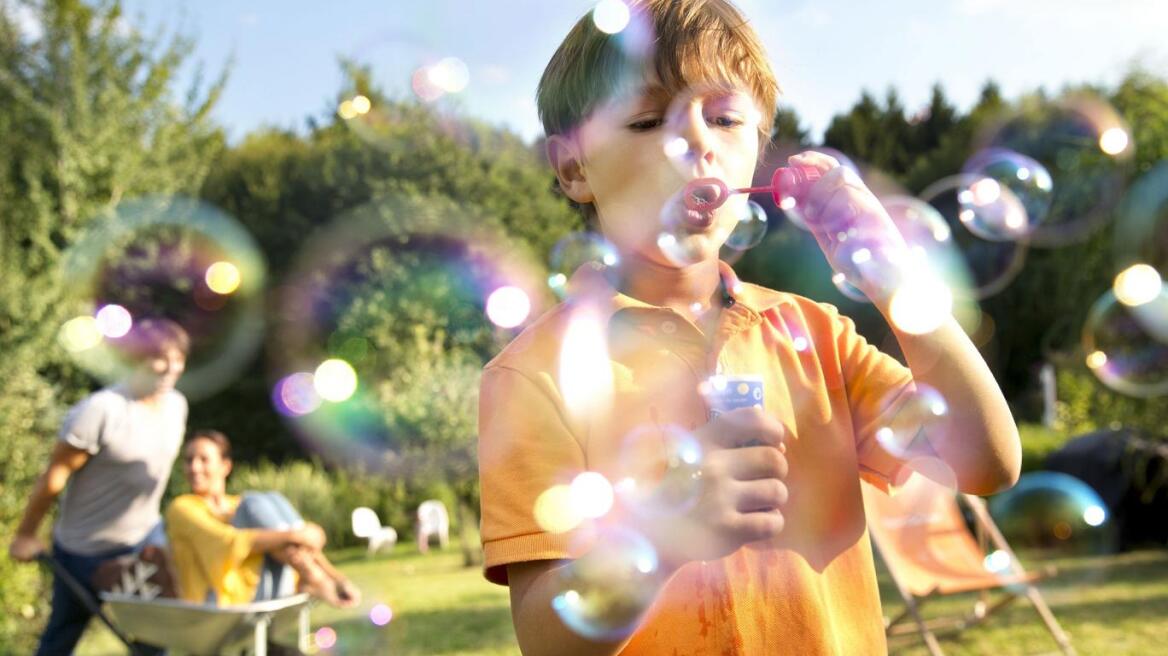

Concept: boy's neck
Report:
left=619, top=254, right=723, bottom=321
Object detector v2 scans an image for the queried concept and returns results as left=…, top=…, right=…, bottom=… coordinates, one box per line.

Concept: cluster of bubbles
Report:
left=58, top=196, right=266, bottom=401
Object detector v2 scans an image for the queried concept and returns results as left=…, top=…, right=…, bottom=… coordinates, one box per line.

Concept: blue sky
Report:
left=118, top=0, right=1167, bottom=144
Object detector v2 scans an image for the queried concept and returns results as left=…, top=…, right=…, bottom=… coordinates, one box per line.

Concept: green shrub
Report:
left=1017, top=423, right=1074, bottom=473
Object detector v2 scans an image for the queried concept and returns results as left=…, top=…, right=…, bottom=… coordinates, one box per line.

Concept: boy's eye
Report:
left=628, top=117, right=663, bottom=131
left=709, top=115, right=745, bottom=128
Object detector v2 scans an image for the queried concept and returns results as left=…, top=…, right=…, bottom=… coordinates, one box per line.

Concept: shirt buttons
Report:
left=661, top=320, right=677, bottom=335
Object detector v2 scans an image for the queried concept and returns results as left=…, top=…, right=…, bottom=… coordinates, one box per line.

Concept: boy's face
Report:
left=559, top=75, right=763, bottom=268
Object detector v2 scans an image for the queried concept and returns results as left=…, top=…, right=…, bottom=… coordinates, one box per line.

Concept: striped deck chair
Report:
left=861, top=473, right=1075, bottom=656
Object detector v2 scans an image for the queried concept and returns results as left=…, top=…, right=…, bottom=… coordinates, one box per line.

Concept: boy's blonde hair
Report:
left=537, top=0, right=779, bottom=224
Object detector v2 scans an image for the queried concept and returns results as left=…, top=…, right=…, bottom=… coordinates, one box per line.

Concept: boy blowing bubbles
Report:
left=478, top=1, right=1022, bottom=654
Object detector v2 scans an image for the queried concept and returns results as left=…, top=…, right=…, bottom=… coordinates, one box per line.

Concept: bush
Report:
left=1055, top=367, right=1168, bottom=440
left=1017, top=423, right=1074, bottom=473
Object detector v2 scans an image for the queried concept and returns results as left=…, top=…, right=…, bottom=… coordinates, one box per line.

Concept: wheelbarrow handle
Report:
left=35, top=551, right=147, bottom=655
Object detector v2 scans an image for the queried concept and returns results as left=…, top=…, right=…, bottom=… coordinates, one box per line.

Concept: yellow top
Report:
left=166, top=494, right=263, bottom=606
left=478, top=262, right=914, bottom=654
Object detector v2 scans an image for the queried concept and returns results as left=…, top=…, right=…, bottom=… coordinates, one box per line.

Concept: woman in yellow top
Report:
left=166, top=429, right=359, bottom=607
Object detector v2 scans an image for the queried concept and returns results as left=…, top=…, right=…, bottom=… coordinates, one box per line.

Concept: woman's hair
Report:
left=189, top=429, right=232, bottom=460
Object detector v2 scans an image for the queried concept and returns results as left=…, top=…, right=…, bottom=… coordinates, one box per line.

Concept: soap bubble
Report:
left=1082, top=288, right=1168, bottom=397
left=552, top=527, right=659, bottom=641
left=612, top=424, right=703, bottom=518
left=60, top=195, right=266, bottom=401
left=989, top=471, right=1115, bottom=555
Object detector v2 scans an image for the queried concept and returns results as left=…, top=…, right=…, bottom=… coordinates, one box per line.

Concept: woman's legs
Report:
left=232, top=492, right=304, bottom=600
left=232, top=492, right=359, bottom=607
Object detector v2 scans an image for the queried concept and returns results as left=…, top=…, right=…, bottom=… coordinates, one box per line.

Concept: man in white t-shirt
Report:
left=9, top=318, right=190, bottom=656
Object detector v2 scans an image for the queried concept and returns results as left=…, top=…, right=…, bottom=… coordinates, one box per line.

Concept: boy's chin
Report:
left=654, top=232, right=727, bottom=268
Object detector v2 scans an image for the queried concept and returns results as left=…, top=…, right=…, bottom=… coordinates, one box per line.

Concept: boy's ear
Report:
left=546, top=135, right=594, bottom=204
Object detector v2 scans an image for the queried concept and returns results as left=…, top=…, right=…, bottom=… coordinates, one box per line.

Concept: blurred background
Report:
left=1, top=1, right=1166, bottom=654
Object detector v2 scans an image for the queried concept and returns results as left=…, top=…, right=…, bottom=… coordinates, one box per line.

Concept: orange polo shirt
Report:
left=478, top=262, right=913, bottom=655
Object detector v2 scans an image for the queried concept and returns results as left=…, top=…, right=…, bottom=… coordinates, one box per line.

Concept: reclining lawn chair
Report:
left=40, top=553, right=312, bottom=655
left=860, top=473, right=1076, bottom=656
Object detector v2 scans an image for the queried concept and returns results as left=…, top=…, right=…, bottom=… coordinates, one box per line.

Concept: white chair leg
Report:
left=298, top=606, right=312, bottom=653
left=254, top=616, right=270, bottom=656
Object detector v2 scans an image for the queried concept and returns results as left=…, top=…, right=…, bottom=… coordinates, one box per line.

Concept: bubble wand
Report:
left=683, top=164, right=823, bottom=213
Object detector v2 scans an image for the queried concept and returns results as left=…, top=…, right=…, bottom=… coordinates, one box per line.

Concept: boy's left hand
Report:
left=789, top=151, right=912, bottom=306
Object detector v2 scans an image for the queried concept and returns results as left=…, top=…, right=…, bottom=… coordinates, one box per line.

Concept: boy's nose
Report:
left=669, top=106, right=716, bottom=169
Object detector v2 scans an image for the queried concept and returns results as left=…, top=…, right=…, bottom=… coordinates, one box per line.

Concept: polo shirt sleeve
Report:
left=478, top=364, right=587, bottom=585
left=827, top=304, right=916, bottom=493
left=59, top=393, right=112, bottom=455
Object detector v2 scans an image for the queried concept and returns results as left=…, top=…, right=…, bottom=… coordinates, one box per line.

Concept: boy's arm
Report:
left=794, top=150, right=1021, bottom=495
left=9, top=442, right=91, bottom=561
left=882, top=311, right=1021, bottom=495
left=508, top=559, right=670, bottom=656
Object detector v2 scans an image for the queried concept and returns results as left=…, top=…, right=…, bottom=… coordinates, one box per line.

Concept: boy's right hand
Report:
left=642, top=406, right=788, bottom=570
left=8, top=534, right=46, bottom=563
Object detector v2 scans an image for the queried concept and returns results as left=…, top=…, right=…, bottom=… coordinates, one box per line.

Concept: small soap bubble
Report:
left=551, top=527, right=659, bottom=641
left=613, top=424, right=703, bottom=517
left=1082, top=288, right=1168, bottom=397
left=723, top=198, right=769, bottom=252
left=989, top=471, right=1115, bottom=556
left=874, top=384, right=949, bottom=458
left=960, top=148, right=1054, bottom=241
left=548, top=233, right=621, bottom=298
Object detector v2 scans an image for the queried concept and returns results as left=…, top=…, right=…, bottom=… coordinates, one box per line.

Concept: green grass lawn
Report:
left=76, top=545, right=1167, bottom=655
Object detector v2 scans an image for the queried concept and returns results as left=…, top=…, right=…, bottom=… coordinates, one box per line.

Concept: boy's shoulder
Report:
left=484, top=300, right=580, bottom=375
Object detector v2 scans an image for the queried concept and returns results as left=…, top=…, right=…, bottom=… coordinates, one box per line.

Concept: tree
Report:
left=0, top=0, right=224, bottom=648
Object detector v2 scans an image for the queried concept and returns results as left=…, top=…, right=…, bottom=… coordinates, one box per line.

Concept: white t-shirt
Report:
left=53, top=386, right=187, bottom=556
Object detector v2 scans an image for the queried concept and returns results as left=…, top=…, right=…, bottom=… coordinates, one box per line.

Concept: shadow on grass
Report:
left=325, top=604, right=517, bottom=655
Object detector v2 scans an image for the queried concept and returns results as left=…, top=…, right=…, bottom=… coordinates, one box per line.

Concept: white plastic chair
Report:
left=351, top=506, right=398, bottom=556
left=416, top=500, right=450, bottom=553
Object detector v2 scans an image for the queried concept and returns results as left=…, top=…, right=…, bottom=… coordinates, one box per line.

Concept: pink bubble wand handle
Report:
left=683, top=165, right=823, bottom=213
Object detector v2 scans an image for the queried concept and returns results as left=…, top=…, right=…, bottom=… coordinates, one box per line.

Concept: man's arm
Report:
left=9, top=442, right=91, bottom=561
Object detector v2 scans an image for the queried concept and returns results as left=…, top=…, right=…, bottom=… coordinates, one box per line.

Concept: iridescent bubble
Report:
left=551, top=527, right=659, bottom=641
left=960, top=148, right=1054, bottom=241
left=548, top=233, right=620, bottom=298
left=919, top=175, right=1028, bottom=299
left=592, top=0, right=631, bottom=34
left=485, top=285, right=532, bottom=328
left=1113, top=263, right=1163, bottom=307
left=973, top=94, right=1133, bottom=246
left=831, top=271, right=869, bottom=303
left=369, top=603, right=393, bottom=627
left=989, top=471, right=1115, bottom=555
left=887, top=276, right=953, bottom=335
left=874, top=384, right=949, bottom=458
left=534, top=484, right=585, bottom=534
left=58, top=316, right=103, bottom=352
left=314, top=626, right=338, bottom=650
left=314, top=359, right=358, bottom=403
left=1081, top=288, right=1168, bottom=397
left=612, top=424, right=703, bottom=517
left=570, top=471, right=615, bottom=519
left=95, top=304, right=133, bottom=339
left=880, top=195, right=977, bottom=315
left=1114, top=160, right=1168, bottom=276
left=60, top=195, right=266, bottom=401
left=272, top=372, right=321, bottom=417
left=272, top=196, right=546, bottom=472
left=204, top=261, right=242, bottom=295
left=723, top=198, right=768, bottom=251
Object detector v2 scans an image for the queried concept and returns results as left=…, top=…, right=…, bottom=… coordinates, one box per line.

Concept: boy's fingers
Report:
left=734, top=478, right=789, bottom=512
left=705, top=407, right=786, bottom=450
left=732, top=509, right=785, bottom=542
left=724, top=445, right=788, bottom=481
